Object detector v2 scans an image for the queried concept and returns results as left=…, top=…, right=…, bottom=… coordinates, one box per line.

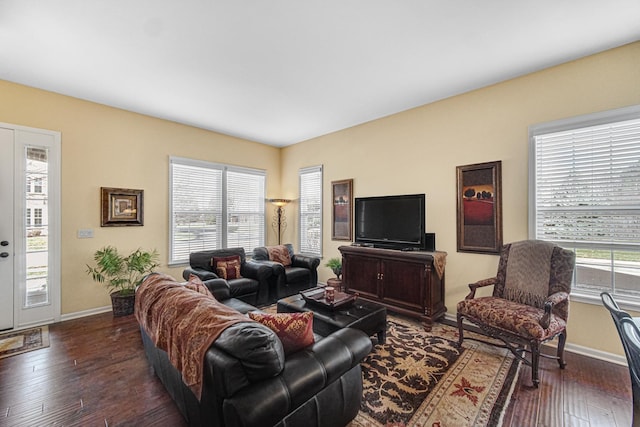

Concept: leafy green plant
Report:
left=325, top=257, right=342, bottom=278
left=86, top=246, right=160, bottom=296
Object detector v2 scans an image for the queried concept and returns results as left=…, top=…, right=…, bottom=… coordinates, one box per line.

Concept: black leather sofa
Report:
left=252, top=243, right=320, bottom=303
left=137, top=274, right=372, bottom=427
left=182, top=247, right=272, bottom=306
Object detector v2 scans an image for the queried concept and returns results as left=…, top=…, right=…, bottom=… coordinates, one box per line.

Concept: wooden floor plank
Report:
left=0, top=313, right=633, bottom=426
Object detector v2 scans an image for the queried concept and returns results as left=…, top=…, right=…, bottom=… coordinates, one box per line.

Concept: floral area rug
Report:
left=0, top=326, right=50, bottom=359
left=349, top=316, right=520, bottom=427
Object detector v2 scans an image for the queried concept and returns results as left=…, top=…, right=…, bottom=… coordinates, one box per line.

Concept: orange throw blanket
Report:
left=135, top=273, right=252, bottom=399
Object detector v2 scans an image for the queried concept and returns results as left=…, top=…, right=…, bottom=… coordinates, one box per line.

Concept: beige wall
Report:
left=281, top=41, right=640, bottom=356
left=1, top=41, right=638, bottom=356
left=0, top=80, right=281, bottom=314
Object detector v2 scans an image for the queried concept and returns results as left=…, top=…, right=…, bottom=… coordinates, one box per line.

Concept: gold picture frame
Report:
left=101, top=187, right=144, bottom=227
left=456, top=161, right=502, bottom=253
left=331, top=179, right=353, bottom=241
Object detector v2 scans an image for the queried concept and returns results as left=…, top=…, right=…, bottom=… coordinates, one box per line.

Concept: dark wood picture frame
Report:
left=101, top=187, right=144, bottom=227
left=456, top=161, right=502, bottom=253
left=331, top=179, right=353, bottom=241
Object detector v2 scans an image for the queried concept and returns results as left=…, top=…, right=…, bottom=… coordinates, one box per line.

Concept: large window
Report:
left=170, top=157, right=265, bottom=265
left=299, top=165, right=323, bottom=256
left=530, top=105, right=640, bottom=305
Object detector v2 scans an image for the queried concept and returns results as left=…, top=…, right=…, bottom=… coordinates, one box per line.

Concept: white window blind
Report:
left=533, top=118, right=640, bottom=248
left=299, top=165, right=322, bottom=256
left=226, top=169, right=265, bottom=251
left=530, top=105, right=640, bottom=304
left=170, top=157, right=265, bottom=265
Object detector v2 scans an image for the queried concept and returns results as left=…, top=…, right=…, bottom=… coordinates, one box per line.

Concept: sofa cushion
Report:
left=267, top=245, right=292, bottom=266
left=213, top=255, right=242, bottom=280
left=248, top=311, right=314, bottom=354
left=212, top=321, right=286, bottom=382
left=457, top=296, right=566, bottom=340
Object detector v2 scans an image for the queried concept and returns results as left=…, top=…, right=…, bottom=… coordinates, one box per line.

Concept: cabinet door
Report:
left=343, top=255, right=380, bottom=298
left=381, top=259, right=424, bottom=312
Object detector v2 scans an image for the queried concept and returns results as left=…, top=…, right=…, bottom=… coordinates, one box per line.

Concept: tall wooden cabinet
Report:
left=339, top=245, right=446, bottom=330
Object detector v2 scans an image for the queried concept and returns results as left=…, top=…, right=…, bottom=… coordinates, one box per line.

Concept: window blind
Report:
left=170, top=160, right=223, bottom=263
left=299, top=165, right=322, bottom=256
left=170, top=157, right=265, bottom=264
left=533, top=117, right=640, bottom=249
left=226, top=168, right=265, bottom=251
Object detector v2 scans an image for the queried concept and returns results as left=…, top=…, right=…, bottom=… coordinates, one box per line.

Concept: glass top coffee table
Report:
left=277, top=293, right=387, bottom=344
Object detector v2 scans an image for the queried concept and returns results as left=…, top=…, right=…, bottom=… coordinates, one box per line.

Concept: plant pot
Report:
left=110, top=291, right=135, bottom=317
left=327, top=277, right=343, bottom=292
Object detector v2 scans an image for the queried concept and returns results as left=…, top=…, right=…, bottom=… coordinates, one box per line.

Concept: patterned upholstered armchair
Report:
left=456, top=240, right=576, bottom=387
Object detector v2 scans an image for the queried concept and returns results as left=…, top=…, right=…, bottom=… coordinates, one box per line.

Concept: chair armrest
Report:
left=291, top=254, right=320, bottom=270
left=539, top=291, right=570, bottom=329
left=183, top=267, right=218, bottom=282
left=241, top=261, right=273, bottom=281
left=201, top=278, right=232, bottom=301
left=466, top=277, right=497, bottom=300
left=250, top=259, right=285, bottom=276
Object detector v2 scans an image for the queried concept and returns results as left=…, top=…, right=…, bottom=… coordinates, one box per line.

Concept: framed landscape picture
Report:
left=101, top=187, right=144, bottom=227
left=456, top=161, right=502, bottom=253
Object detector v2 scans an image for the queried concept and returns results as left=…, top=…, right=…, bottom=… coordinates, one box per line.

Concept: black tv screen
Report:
left=354, top=194, right=425, bottom=249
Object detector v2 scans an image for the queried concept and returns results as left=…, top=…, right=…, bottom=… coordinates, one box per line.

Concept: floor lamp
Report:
left=268, top=199, right=291, bottom=245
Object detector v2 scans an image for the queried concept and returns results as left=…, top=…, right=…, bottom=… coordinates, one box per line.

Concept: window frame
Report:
left=169, top=156, right=266, bottom=266
left=298, top=165, right=323, bottom=257
left=529, top=104, right=640, bottom=308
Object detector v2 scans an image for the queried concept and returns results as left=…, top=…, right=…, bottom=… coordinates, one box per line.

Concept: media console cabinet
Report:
left=338, top=245, right=446, bottom=331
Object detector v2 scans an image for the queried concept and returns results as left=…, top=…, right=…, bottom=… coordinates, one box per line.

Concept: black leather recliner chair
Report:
left=182, top=247, right=271, bottom=306
left=252, top=243, right=320, bottom=303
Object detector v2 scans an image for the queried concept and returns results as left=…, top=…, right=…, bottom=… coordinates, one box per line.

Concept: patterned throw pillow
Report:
left=184, top=274, right=214, bottom=298
left=267, top=245, right=292, bottom=266
left=248, top=311, right=314, bottom=354
left=212, top=255, right=242, bottom=280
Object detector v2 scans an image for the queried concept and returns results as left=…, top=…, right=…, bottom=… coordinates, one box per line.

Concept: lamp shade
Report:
left=268, top=198, right=291, bottom=207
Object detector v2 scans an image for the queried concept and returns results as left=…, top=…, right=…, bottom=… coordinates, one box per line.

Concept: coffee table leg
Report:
left=377, top=329, right=386, bottom=345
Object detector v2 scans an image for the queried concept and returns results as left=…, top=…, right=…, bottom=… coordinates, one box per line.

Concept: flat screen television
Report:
left=354, top=193, right=425, bottom=250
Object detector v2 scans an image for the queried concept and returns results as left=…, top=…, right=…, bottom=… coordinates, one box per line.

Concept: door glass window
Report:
left=25, top=147, right=49, bottom=307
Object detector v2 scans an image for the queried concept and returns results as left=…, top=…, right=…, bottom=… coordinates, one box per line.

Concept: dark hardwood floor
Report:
left=0, top=312, right=632, bottom=426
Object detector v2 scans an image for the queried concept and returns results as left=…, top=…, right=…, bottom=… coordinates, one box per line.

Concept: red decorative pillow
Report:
left=248, top=311, right=314, bottom=354
left=267, top=245, right=292, bottom=266
left=184, top=274, right=214, bottom=298
left=212, top=255, right=242, bottom=280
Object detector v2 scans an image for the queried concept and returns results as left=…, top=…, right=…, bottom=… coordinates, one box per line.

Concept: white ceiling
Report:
left=1, top=1, right=639, bottom=147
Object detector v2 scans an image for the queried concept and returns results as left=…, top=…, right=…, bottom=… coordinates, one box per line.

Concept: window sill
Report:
left=571, top=291, right=640, bottom=313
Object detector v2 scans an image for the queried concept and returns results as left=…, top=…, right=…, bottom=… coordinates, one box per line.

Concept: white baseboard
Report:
left=442, top=312, right=627, bottom=367
left=60, top=305, right=112, bottom=322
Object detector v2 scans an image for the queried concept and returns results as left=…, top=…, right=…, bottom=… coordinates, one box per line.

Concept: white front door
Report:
left=0, top=124, right=61, bottom=330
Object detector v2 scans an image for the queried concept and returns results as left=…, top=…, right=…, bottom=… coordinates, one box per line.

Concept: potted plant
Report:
left=86, top=246, right=160, bottom=316
left=325, top=257, right=342, bottom=279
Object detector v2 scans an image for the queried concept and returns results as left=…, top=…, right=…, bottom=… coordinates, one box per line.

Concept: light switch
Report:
left=77, top=229, right=94, bottom=239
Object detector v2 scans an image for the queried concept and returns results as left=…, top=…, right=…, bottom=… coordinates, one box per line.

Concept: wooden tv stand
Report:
left=338, top=245, right=446, bottom=331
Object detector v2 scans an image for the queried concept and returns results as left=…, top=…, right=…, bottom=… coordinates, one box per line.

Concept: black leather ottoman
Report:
left=277, top=294, right=387, bottom=344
